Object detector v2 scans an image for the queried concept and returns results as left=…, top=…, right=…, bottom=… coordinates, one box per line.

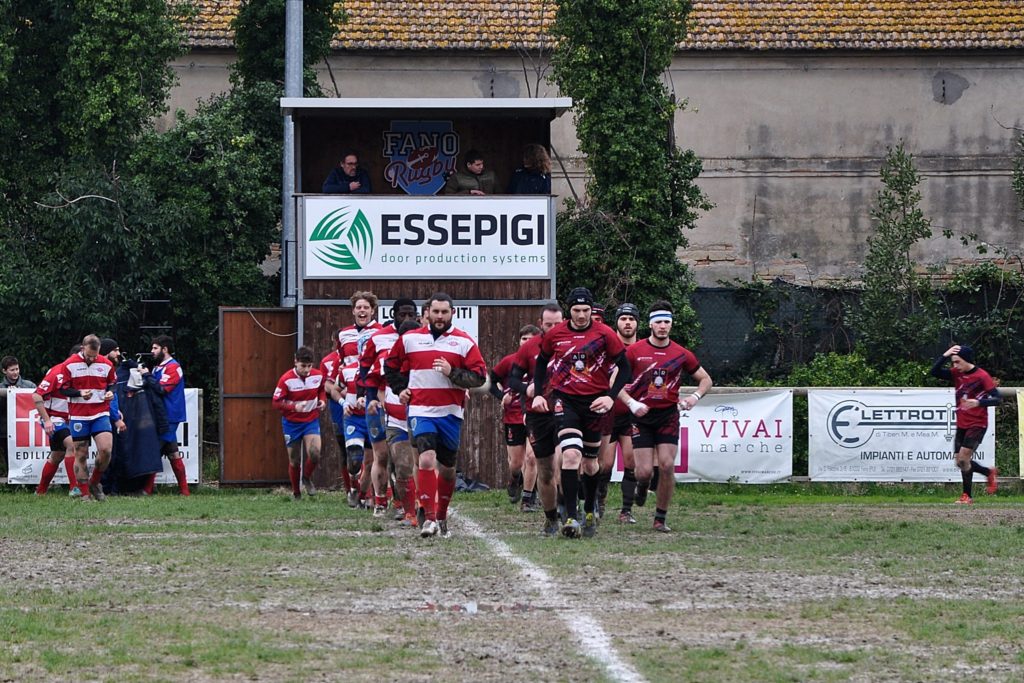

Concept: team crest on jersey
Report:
left=382, top=121, right=459, bottom=195
left=346, top=425, right=355, bottom=435
left=410, top=418, right=418, bottom=431
left=652, top=369, right=667, bottom=388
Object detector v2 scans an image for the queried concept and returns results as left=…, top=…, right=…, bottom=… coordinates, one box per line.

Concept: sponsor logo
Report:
left=382, top=121, right=459, bottom=195
left=310, top=207, right=374, bottom=271
left=826, top=400, right=955, bottom=448
left=13, top=392, right=46, bottom=448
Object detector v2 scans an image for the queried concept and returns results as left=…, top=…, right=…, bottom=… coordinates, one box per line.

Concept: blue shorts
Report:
left=282, top=418, right=320, bottom=447
left=160, top=422, right=180, bottom=445
left=365, top=410, right=387, bottom=443
left=70, top=415, right=112, bottom=442
left=343, top=413, right=369, bottom=447
left=409, top=414, right=463, bottom=453
left=329, top=401, right=345, bottom=430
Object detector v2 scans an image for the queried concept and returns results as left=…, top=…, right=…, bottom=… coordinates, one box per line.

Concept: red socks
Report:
left=436, top=476, right=455, bottom=521
left=303, top=457, right=318, bottom=478
left=144, top=473, right=157, bottom=495
left=169, top=458, right=190, bottom=496
left=88, top=468, right=103, bottom=486
left=37, top=460, right=60, bottom=494
left=63, top=456, right=77, bottom=489
left=417, top=467, right=438, bottom=521
left=288, top=464, right=301, bottom=496
left=402, top=478, right=417, bottom=517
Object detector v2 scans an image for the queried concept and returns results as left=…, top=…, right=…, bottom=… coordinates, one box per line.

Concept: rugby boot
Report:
left=653, top=519, right=672, bottom=533
left=582, top=513, right=598, bottom=538
left=420, top=520, right=439, bottom=538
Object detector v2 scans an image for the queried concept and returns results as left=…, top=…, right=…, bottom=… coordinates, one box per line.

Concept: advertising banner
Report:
left=302, top=196, right=552, bottom=279
left=808, top=389, right=995, bottom=481
left=6, top=388, right=202, bottom=485
left=609, top=390, right=793, bottom=484
left=379, top=300, right=478, bottom=341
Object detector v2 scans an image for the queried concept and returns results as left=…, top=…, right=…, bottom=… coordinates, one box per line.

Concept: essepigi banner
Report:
left=301, top=196, right=553, bottom=279
left=610, top=390, right=793, bottom=484
left=808, top=389, right=995, bottom=482
left=6, top=388, right=202, bottom=485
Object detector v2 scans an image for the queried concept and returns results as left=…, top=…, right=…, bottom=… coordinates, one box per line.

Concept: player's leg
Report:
left=37, top=426, right=73, bottom=495
left=433, top=423, right=461, bottom=538
left=160, top=423, right=190, bottom=496
left=300, top=432, right=321, bottom=496
left=618, top=433, right=638, bottom=523
left=285, top=439, right=303, bottom=499
left=412, top=419, right=441, bottom=534
left=521, top=439, right=539, bottom=511
left=387, top=426, right=416, bottom=525
left=505, top=434, right=526, bottom=504
left=653, top=442, right=677, bottom=532
left=367, top=411, right=390, bottom=515
left=72, top=435, right=91, bottom=499
left=89, top=423, right=114, bottom=501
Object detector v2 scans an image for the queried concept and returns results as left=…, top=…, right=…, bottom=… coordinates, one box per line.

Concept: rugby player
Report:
left=139, top=335, right=190, bottom=496
left=385, top=293, right=487, bottom=539
left=930, top=345, right=1000, bottom=504
left=361, top=297, right=419, bottom=518
left=532, top=288, right=631, bottom=539
left=33, top=346, right=79, bottom=496
left=606, top=303, right=642, bottom=523
left=60, top=335, right=118, bottom=501
left=509, top=304, right=566, bottom=535
left=620, top=301, right=712, bottom=532
left=341, top=357, right=374, bottom=508
left=489, top=324, right=541, bottom=510
left=336, top=291, right=381, bottom=506
left=379, top=319, right=421, bottom=527
left=272, top=346, right=326, bottom=500
left=319, top=345, right=350, bottom=497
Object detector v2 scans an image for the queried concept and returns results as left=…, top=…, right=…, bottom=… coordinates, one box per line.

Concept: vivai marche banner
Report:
left=808, top=388, right=995, bottom=482
left=301, top=196, right=553, bottom=279
left=6, top=388, right=202, bottom=485
left=610, top=390, right=794, bottom=484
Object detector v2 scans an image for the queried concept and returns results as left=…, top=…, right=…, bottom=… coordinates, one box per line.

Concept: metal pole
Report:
left=281, top=0, right=303, bottom=308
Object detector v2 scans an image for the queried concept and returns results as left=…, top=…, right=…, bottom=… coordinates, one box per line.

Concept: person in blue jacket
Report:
left=507, top=144, right=552, bottom=195
left=322, top=150, right=372, bottom=194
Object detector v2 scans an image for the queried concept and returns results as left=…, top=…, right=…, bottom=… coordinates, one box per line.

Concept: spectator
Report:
left=444, top=149, right=496, bottom=195
left=322, top=150, right=372, bottom=194
left=507, top=144, right=552, bottom=195
left=2, top=356, right=36, bottom=389
left=1, top=355, right=35, bottom=475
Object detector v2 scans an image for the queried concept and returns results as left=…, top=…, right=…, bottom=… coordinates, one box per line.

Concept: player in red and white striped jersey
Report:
left=361, top=297, right=419, bottom=518
left=337, top=291, right=381, bottom=365
left=272, top=346, right=326, bottom=499
left=385, top=293, right=487, bottom=538
left=60, top=335, right=118, bottom=501
left=32, top=345, right=80, bottom=495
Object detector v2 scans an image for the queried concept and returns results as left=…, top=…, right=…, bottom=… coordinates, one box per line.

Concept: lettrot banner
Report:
left=609, top=390, right=793, bottom=483
left=301, top=196, right=553, bottom=279
left=808, top=389, right=995, bottom=482
left=6, top=388, right=202, bottom=485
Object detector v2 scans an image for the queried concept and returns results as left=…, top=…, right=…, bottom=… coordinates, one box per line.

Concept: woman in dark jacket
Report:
left=507, top=144, right=552, bottom=194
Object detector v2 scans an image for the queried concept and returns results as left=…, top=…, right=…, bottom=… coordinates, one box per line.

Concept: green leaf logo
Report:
left=310, top=207, right=374, bottom=271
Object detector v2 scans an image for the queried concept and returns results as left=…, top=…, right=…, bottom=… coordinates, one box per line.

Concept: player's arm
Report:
left=383, top=344, right=409, bottom=394
left=680, top=367, right=713, bottom=411
left=607, top=352, right=632, bottom=400
left=447, top=344, right=487, bottom=389
left=271, top=380, right=293, bottom=414
left=488, top=368, right=506, bottom=400
left=32, top=392, right=55, bottom=435
left=930, top=346, right=960, bottom=380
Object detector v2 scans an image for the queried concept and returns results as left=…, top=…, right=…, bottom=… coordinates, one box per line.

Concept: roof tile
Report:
left=184, top=1, right=1024, bottom=51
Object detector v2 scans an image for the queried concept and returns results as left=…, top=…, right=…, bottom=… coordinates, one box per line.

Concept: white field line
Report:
left=456, top=512, right=648, bottom=683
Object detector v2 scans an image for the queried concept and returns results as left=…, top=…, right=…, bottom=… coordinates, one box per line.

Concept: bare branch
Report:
left=34, top=193, right=117, bottom=209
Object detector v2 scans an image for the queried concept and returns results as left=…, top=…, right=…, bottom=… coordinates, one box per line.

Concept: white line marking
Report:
left=456, top=513, right=648, bottom=683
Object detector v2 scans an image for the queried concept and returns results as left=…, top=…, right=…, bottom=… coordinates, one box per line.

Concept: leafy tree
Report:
left=851, top=142, right=938, bottom=360
left=550, top=0, right=710, bottom=330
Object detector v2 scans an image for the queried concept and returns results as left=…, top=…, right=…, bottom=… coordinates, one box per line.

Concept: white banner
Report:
left=378, top=300, right=478, bottom=341
left=6, top=388, right=202, bottom=485
left=808, top=389, right=995, bottom=481
left=302, top=196, right=553, bottom=279
left=611, top=390, right=793, bottom=483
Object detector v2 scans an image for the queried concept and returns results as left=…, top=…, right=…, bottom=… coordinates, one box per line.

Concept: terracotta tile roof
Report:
left=185, top=1, right=1024, bottom=51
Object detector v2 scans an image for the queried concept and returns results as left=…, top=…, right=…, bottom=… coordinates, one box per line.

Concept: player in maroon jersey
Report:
left=930, top=344, right=1000, bottom=504
left=489, top=324, right=541, bottom=510
left=619, top=301, right=713, bottom=532
left=532, top=287, right=632, bottom=539
left=604, top=303, right=642, bottom=523
left=509, top=303, right=566, bottom=535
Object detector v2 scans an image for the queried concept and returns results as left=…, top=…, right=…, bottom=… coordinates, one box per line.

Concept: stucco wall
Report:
left=165, top=49, right=1024, bottom=286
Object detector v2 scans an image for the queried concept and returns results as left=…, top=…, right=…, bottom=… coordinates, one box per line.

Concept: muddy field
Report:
left=2, top=493, right=1022, bottom=682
